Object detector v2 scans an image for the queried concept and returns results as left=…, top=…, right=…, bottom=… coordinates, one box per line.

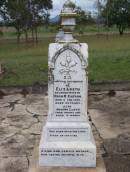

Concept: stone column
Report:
left=39, top=0, right=96, bottom=167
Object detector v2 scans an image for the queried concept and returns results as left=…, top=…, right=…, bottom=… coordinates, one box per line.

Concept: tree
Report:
left=75, top=6, right=95, bottom=25
left=95, top=0, right=104, bottom=29
left=26, top=0, right=52, bottom=42
left=95, top=0, right=104, bottom=18
left=0, top=0, right=31, bottom=43
left=1, top=0, right=25, bottom=43
left=0, top=0, right=7, bottom=21
left=44, top=10, right=50, bottom=28
left=102, top=0, right=130, bottom=35
left=0, top=0, right=52, bottom=43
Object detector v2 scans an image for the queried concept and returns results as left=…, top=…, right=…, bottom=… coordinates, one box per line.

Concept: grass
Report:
left=78, top=34, right=130, bottom=81
left=0, top=38, right=53, bottom=86
left=76, top=25, right=130, bottom=34
left=0, top=34, right=130, bottom=86
left=1, top=25, right=130, bottom=39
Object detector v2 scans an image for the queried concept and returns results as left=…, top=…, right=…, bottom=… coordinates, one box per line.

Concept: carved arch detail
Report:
left=51, top=45, right=87, bottom=69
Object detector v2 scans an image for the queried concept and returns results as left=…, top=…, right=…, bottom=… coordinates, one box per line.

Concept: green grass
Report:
left=76, top=25, right=130, bottom=34
left=0, top=34, right=130, bottom=86
left=85, top=34, right=130, bottom=81
left=1, top=25, right=130, bottom=40
left=0, top=38, right=53, bottom=86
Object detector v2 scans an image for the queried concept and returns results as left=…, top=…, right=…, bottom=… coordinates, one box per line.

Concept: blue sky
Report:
left=50, top=0, right=97, bottom=17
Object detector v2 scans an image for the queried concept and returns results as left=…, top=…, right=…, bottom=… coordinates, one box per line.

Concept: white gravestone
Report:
left=39, top=0, right=96, bottom=167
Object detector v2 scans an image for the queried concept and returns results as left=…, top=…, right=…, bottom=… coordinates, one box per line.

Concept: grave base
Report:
left=39, top=122, right=96, bottom=167
left=29, top=147, right=106, bottom=172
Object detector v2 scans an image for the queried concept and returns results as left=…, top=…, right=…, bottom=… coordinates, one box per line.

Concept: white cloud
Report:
left=50, top=0, right=97, bottom=17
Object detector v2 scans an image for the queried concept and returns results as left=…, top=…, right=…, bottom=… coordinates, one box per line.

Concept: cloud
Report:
left=50, top=0, right=96, bottom=17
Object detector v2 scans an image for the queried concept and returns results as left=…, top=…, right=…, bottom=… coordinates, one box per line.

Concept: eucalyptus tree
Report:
left=102, top=0, right=130, bottom=35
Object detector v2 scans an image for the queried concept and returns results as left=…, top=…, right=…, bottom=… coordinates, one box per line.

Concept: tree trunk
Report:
left=31, top=28, right=34, bottom=42
left=106, top=7, right=109, bottom=40
left=34, top=27, right=38, bottom=43
left=17, top=31, right=21, bottom=44
left=25, top=30, right=28, bottom=43
left=119, top=25, right=124, bottom=36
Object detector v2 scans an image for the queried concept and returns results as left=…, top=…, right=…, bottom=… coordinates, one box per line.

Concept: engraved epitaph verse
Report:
left=47, top=128, right=89, bottom=142
left=53, top=50, right=83, bottom=119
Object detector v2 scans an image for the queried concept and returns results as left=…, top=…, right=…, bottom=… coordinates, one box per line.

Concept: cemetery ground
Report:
left=0, top=90, right=130, bottom=172
left=0, top=32, right=130, bottom=172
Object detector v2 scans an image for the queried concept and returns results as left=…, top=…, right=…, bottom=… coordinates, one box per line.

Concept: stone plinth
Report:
left=29, top=147, right=105, bottom=172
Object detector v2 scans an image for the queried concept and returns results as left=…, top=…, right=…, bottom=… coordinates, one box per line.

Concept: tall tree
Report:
left=102, top=0, right=130, bottom=35
left=26, top=0, right=52, bottom=42
left=75, top=6, right=94, bottom=25
left=0, top=0, right=52, bottom=43
left=4, top=0, right=25, bottom=43
left=94, top=0, right=104, bottom=32
left=0, top=0, right=7, bottom=21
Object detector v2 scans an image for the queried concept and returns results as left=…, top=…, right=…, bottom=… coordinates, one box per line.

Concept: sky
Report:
left=50, top=0, right=97, bottom=18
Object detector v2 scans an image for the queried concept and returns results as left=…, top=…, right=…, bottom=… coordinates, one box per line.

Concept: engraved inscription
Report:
left=54, top=84, right=82, bottom=118
left=41, top=149, right=93, bottom=158
left=47, top=128, right=89, bottom=141
left=53, top=49, right=83, bottom=120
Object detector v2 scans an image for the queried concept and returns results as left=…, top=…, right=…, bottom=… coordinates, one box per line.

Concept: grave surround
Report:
left=39, top=0, right=96, bottom=167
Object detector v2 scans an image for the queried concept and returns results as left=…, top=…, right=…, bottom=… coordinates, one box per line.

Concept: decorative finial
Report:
left=63, top=0, right=75, bottom=9
left=57, top=0, right=78, bottom=43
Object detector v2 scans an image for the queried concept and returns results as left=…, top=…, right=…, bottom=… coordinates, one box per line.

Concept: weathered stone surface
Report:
left=0, top=94, right=48, bottom=172
left=104, top=155, right=130, bottom=172
left=0, top=125, right=20, bottom=143
left=89, top=91, right=130, bottom=172
left=1, top=94, right=23, bottom=103
left=0, top=157, right=28, bottom=172
left=0, top=91, right=130, bottom=171
left=0, top=107, right=11, bottom=120
left=89, top=91, right=130, bottom=139
left=26, top=94, right=48, bottom=116
left=0, top=103, right=10, bottom=108
left=24, top=123, right=42, bottom=135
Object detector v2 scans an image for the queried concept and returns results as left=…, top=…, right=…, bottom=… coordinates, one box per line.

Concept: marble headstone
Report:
left=39, top=0, right=96, bottom=167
